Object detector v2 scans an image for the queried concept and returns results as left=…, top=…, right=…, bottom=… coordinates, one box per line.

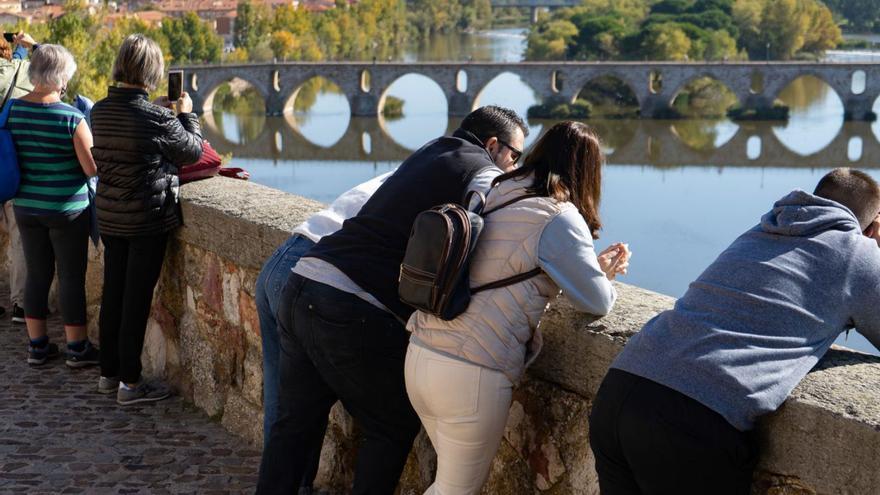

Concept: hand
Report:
left=598, top=242, right=632, bottom=280
left=152, top=95, right=173, bottom=109
left=864, top=214, right=880, bottom=248
left=14, top=32, right=36, bottom=49
left=175, top=92, right=193, bottom=114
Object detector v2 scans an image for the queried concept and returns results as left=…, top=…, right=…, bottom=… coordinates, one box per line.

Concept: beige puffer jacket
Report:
left=407, top=175, right=574, bottom=383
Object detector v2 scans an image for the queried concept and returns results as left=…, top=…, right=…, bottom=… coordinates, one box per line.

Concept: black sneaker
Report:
left=28, top=342, right=60, bottom=366
left=117, top=381, right=171, bottom=405
left=65, top=341, right=100, bottom=368
left=11, top=304, right=25, bottom=324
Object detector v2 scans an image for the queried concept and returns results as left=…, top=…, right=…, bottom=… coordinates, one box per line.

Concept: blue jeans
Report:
left=255, top=235, right=316, bottom=443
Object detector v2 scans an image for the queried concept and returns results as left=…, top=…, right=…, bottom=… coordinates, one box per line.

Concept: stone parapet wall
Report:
left=49, top=177, right=880, bottom=494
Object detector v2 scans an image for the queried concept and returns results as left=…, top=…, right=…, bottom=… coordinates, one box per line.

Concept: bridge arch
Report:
left=378, top=73, right=449, bottom=150
left=286, top=76, right=352, bottom=148
left=773, top=74, right=844, bottom=157
left=668, top=75, right=741, bottom=118
left=473, top=71, right=540, bottom=119
left=195, top=73, right=271, bottom=116
left=574, top=74, right=641, bottom=117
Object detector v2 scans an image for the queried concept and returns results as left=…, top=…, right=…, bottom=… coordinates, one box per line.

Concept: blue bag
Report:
left=0, top=97, right=19, bottom=202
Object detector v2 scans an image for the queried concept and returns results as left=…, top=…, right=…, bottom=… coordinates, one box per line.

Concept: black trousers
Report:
left=98, top=233, right=169, bottom=384
left=257, top=274, right=421, bottom=495
left=14, top=208, right=89, bottom=325
left=589, top=369, right=758, bottom=495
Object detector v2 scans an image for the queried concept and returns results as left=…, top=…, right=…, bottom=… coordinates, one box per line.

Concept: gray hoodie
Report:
left=612, top=190, right=880, bottom=431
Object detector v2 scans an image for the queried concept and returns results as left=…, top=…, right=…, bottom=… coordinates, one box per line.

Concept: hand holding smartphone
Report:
left=168, top=70, right=183, bottom=101
left=3, top=33, right=15, bottom=43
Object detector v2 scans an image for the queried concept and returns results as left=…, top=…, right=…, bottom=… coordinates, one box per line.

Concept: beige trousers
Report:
left=1, top=201, right=25, bottom=306
left=404, top=343, right=513, bottom=495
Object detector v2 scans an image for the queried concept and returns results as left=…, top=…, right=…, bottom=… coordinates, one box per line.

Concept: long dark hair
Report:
left=493, top=121, right=604, bottom=239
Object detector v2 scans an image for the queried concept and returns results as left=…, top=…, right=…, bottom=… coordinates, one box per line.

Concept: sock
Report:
left=67, top=340, right=87, bottom=353
left=29, top=335, right=49, bottom=349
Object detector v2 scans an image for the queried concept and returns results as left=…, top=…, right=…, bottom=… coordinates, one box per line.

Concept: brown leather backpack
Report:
left=398, top=190, right=543, bottom=321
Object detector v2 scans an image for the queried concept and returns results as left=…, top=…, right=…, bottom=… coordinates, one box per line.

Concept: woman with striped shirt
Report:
left=8, top=44, right=99, bottom=367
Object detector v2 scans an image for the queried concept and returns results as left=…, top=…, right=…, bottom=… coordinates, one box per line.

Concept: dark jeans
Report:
left=255, top=234, right=324, bottom=488
left=589, top=369, right=758, bottom=495
left=257, top=274, right=422, bottom=495
left=98, top=233, right=169, bottom=384
left=14, top=208, right=89, bottom=325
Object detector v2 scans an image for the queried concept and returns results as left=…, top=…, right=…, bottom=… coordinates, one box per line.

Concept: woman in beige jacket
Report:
left=405, top=121, right=631, bottom=495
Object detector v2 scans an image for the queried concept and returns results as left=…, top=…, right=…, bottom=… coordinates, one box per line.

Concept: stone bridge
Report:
left=201, top=113, right=880, bottom=169
left=488, top=0, right=581, bottom=21
left=176, top=61, right=880, bottom=120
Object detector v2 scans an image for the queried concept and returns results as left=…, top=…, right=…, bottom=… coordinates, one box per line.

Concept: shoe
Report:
left=11, top=304, right=25, bottom=324
left=97, top=376, right=119, bottom=394
left=117, top=381, right=171, bottom=405
left=27, top=342, right=60, bottom=366
left=0, top=306, right=5, bottom=317
left=66, top=340, right=100, bottom=368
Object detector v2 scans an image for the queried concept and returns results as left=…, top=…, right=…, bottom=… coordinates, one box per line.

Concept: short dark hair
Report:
left=814, top=168, right=880, bottom=230
left=459, top=105, right=529, bottom=145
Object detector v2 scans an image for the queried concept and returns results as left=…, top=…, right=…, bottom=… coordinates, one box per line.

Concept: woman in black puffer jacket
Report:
left=90, top=34, right=202, bottom=405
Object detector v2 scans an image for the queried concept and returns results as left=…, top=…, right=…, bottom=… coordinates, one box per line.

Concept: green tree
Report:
left=642, top=22, right=692, bottom=60
left=234, top=0, right=270, bottom=51
left=526, top=19, right=578, bottom=60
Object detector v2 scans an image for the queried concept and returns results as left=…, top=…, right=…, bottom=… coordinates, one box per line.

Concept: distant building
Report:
left=105, top=9, right=167, bottom=28
left=0, top=11, right=28, bottom=24
left=0, top=0, right=22, bottom=14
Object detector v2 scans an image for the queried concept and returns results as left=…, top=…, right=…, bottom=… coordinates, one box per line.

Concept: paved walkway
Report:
left=0, top=286, right=260, bottom=494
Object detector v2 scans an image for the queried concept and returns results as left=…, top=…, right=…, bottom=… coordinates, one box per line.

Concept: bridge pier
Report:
left=530, top=7, right=540, bottom=23
left=351, top=92, right=380, bottom=117
left=843, top=95, right=877, bottom=121
left=449, top=92, right=476, bottom=117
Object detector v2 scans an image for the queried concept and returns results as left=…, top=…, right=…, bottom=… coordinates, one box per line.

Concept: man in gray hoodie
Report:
left=589, top=168, right=880, bottom=495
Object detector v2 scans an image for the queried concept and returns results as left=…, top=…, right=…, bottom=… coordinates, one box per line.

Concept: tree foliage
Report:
left=526, top=0, right=841, bottom=61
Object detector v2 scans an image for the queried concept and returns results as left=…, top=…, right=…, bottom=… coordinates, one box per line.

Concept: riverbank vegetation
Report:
left=527, top=0, right=841, bottom=62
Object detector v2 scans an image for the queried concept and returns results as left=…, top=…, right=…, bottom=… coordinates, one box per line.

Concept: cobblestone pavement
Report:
left=0, top=286, right=260, bottom=494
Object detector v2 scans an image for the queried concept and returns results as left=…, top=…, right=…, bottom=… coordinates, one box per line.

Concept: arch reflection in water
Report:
left=670, top=119, right=739, bottom=152
left=380, top=74, right=448, bottom=150
left=848, top=136, right=863, bottom=162
left=773, top=75, right=844, bottom=156
left=206, top=79, right=267, bottom=145
left=201, top=115, right=880, bottom=170
left=289, top=77, right=351, bottom=148
left=473, top=72, right=540, bottom=146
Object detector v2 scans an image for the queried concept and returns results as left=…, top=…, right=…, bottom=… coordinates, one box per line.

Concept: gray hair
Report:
left=113, top=34, right=164, bottom=90
left=28, top=44, right=77, bottom=91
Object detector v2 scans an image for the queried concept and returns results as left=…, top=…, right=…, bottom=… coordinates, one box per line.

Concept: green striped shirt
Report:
left=9, top=99, right=87, bottom=215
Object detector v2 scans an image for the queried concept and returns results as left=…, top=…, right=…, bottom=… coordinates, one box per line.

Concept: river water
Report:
left=203, top=28, right=880, bottom=354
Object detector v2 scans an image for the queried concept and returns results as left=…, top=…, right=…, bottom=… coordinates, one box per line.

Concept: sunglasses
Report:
left=497, top=139, right=523, bottom=164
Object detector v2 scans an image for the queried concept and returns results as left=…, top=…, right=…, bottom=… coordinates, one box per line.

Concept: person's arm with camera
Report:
left=11, top=32, right=37, bottom=60
left=154, top=89, right=203, bottom=167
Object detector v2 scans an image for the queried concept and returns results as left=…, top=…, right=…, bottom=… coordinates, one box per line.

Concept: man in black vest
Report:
left=257, top=106, right=528, bottom=494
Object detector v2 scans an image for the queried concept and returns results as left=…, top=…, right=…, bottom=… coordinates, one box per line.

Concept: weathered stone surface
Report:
left=60, top=177, right=880, bottom=494
left=0, top=285, right=260, bottom=493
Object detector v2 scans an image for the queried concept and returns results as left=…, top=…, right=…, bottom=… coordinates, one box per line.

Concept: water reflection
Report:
left=381, top=74, right=448, bottom=149
left=201, top=29, right=880, bottom=355
left=773, top=75, right=844, bottom=156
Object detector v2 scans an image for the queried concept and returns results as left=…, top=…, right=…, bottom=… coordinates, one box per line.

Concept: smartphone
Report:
left=168, top=70, right=183, bottom=101
left=3, top=33, right=14, bottom=43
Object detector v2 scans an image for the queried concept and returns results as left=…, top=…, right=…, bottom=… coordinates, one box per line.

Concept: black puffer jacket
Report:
left=91, top=86, right=203, bottom=237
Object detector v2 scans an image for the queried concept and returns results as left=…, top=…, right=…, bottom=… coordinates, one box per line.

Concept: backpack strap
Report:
left=464, top=190, right=486, bottom=214
left=472, top=267, right=543, bottom=294
left=482, top=193, right=542, bottom=216
left=1, top=61, right=23, bottom=111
